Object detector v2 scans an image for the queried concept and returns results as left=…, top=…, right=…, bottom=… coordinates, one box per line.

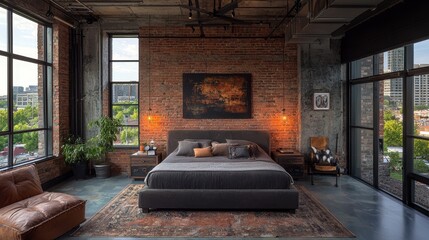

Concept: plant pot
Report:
left=94, top=164, right=111, bottom=178
left=72, top=161, right=88, bottom=180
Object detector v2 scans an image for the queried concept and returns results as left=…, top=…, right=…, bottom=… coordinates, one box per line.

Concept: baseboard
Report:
left=42, top=171, right=73, bottom=190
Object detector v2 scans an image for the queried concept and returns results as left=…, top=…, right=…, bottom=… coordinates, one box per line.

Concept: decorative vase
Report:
left=94, top=164, right=111, bottom=178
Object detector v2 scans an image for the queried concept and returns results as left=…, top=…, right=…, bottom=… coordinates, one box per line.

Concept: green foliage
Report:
left=120, top=127, right=139, bottom=145
left=390, top=171, right=402, bottom=181
left=113, top=105, right=138, bottom=122
left=383, top=109, right=396, bottom=121
left=23, top=131, right=38, bottom=152
left=383, top=119, right=403, bottom=152
left=61, top=135, right=89, bottom=165
left=0, top=100, right=7, bottom=109
left=414, top=105, right=429, bottom=111
left=87, top=116, right=121, bottom=163
left=0, top=136, right=7, bottom=151
left=414, top=139, right=429, bottom=160
left=13, top=106, right=38, bottom=129
left=0, top=109, right=7, bottom=132
left=414, top=159, right=429, bottom=173
left=386, top=152, right=402, bottom=172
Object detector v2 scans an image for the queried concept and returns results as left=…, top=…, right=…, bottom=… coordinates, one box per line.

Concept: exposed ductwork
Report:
left=284, top=0, right=386, bottom=43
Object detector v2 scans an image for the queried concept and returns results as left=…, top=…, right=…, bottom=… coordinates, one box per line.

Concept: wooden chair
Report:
left=309, top=136, right=340, bottom=187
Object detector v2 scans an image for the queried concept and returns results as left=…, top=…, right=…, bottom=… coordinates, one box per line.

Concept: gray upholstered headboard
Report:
left=167, top=130, right=271, bottom=156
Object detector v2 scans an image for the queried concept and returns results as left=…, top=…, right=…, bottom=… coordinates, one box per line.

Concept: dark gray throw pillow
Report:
left=184, top=139, right=212, bottom=148
left=226, top=139, right=259, bottom=158
left=228, top=145, right=250, bottom=159
left=177, top=141, right=199, bottom=156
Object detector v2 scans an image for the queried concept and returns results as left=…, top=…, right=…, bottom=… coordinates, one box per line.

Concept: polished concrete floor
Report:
left=52, top=174, right=429, bottom=240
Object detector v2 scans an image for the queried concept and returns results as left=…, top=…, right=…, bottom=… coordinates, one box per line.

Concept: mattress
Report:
left=145, top=148, right=293, bottom=189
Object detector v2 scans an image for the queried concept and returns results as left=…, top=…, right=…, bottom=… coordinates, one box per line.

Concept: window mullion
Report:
left=7, top=9, right=13, bottom=166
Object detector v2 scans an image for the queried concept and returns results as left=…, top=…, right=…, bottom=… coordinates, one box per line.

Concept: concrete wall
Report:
left=82, top=24, right=102, bottom=139
left=299, top=39, right=346, bottom=168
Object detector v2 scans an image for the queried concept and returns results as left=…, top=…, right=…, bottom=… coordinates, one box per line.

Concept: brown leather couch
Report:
left=0, top=164, right=86, bottom=240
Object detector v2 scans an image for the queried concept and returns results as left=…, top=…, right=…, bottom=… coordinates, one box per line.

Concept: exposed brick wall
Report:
left=107, top=26, right=299, bottom=174
left=107, top=149, right=137, bottom=175
left=36, top=21, right=71, bottom=183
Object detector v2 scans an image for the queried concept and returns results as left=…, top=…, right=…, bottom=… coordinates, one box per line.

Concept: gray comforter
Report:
left=145, top=148, right=293, bottom=189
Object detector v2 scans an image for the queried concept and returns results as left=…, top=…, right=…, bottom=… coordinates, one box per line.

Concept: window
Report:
left=109, top=35, right=139, bottom=146
left=0, top=6, right=52, bottom=169
left=413, top=39, right=429, bottom=69
left=0, top=7, right=6, bottom=51
left=351, top=56, right=373, bottom=79
left=349, top=38, right=429, bottom=214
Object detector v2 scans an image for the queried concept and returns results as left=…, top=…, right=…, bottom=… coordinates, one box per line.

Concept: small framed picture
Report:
left=314, top=93, right=330, bottom=110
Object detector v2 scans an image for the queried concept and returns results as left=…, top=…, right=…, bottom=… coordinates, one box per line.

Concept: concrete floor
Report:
left=52, top=174, right=429, bottom=240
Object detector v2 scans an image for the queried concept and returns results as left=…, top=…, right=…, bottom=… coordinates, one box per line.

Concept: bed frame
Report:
left=138, top=130, right=299, bottom=213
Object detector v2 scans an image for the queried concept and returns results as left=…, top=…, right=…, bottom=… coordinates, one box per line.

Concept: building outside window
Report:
left=109, top=35, right=139, bottom=146
left=0, top=6, right=53, bottom=168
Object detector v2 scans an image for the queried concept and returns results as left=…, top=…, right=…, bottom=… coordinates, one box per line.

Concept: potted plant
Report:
left=61, top=135, right=89, bottom=180
left=87, top=116, right=121, bottom=178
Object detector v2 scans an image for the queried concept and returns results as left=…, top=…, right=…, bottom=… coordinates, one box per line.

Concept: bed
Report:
left=138, top=130, right=299, bottom=213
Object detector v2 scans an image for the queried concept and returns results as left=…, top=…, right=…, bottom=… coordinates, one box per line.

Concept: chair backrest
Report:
left=310, top=136, right=329, bottom=150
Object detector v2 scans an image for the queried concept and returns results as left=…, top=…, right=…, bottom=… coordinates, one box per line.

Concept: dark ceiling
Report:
left=49, top=0, right=398, bottom=42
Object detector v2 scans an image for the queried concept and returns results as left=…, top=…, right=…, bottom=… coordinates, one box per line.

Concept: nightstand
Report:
left=272, top=151, right=305, bottom=179
left=129, top=152, right=162, bottom=179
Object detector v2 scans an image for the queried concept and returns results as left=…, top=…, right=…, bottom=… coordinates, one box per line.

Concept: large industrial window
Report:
left=109, top=35, right=139, bottom=146
left=349, top=39, right=429, bottom=214
left=0, top=6, right=53, bottom=169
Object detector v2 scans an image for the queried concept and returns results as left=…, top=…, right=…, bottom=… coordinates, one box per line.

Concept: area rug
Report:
left=73, top=184, right=355, bottom=238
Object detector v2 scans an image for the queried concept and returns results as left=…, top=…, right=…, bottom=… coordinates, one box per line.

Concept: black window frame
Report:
left=108, top=34, right=140, bottom=148
left=348, top=39, right=429, bottom=216
left=0, top=4, right=53, bottom=170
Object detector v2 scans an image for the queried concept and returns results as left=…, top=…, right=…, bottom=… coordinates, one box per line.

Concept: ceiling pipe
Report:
left=53, top=15, right=76, bottom=28
left=266, top=0, right=306, bottom=39
left=75, top=0, right=94, bottom=13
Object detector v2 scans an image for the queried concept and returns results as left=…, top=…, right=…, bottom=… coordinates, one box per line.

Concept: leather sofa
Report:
left=0, top=164, right=86, bottom=240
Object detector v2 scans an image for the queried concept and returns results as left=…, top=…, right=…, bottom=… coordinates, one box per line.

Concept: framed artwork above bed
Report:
left=183, top=73, right=252, bottom=119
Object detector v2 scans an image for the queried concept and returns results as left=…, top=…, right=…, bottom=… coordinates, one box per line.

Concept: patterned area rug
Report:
left=73, top=184, right=354, bottom=238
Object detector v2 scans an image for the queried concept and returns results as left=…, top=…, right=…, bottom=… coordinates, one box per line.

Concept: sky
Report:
left=0, top=10, right=39, bottom=96
left=111, top=38, right=139, bottom=82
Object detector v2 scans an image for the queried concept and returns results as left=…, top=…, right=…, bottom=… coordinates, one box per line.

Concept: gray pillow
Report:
left=226, top=139, right=259, bottom=157
left=228, top=145, right=250, bottom=159
left=184, top=139, right=212, bottom=148
left=177, top=141, right=199, bottom=156
left=211, top=142, right=231, bottom=156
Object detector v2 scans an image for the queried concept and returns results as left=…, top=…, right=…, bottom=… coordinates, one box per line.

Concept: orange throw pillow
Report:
left=194, top=147, right=213, bottom=158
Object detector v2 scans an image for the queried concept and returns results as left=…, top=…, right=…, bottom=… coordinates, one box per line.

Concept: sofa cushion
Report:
left=0, top=191, right=86, bottom=239
left=0, top=165, right=43, bottom=209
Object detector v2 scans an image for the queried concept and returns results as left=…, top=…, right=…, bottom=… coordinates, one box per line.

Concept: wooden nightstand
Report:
left=272, top=151, right=305, bottom=179
left=129, top=152, right=162, bottom=179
